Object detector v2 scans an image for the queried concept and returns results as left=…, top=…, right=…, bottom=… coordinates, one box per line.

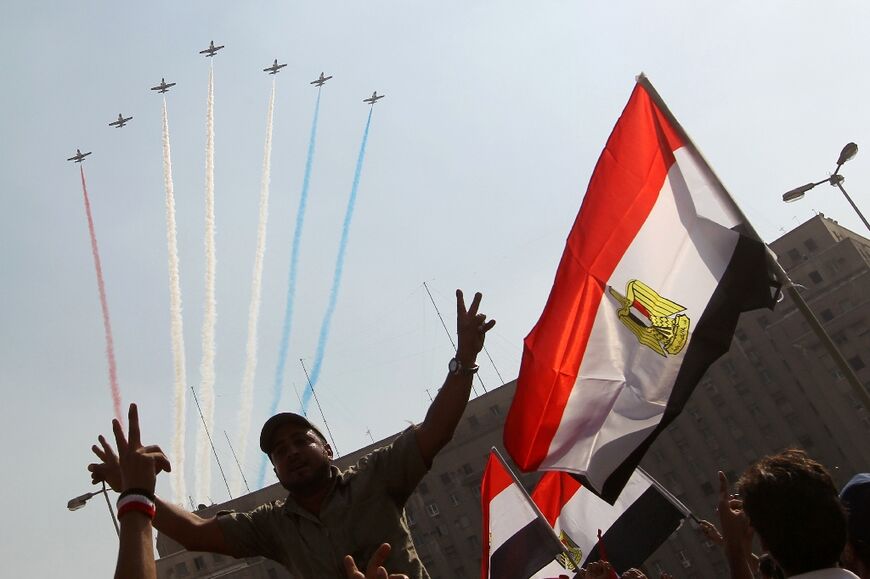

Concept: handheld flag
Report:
left=531, top=470, right=685, bottom=577
left=481, top=449, right=569, bottom=579
left=504, top=75, right=777, bottom=502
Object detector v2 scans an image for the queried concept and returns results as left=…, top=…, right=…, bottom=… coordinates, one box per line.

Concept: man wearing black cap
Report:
left=89, top=289, right=495, bottom=579
left=841, top=473, right=870, bottom=578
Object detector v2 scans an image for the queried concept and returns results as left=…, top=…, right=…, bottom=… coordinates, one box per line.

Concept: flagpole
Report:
left=636, top=73, right=870, bottom=412
left=637, top=467, right=697, bottom=524
left=490, top=447, right=583, bottom=572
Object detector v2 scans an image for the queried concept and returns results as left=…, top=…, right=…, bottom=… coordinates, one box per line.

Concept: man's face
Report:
left=269, top=422, right=332, bottom=495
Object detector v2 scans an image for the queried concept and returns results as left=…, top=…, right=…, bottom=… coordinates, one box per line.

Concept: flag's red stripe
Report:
left=531, top=471, right=583, bottom=527
left=504, top=84, right=684, bottom=470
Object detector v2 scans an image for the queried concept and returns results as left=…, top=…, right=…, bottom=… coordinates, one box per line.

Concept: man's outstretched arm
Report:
left=90, top=428, right=233, bottom=556
left=415, top=289, right=495, bottom=465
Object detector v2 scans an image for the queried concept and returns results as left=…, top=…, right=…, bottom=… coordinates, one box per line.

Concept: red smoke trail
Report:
left=80, top=166, right=123, bottom=423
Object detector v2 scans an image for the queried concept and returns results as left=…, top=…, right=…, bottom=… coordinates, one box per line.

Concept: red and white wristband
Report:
left=117, top=492, right=156, bottom=520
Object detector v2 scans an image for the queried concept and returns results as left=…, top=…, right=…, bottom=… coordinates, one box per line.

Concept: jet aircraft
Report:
left=264, top=59, right=287, bottom=75
left=363, top=91, right=385, bottom=105
left=150, top=78, right=176, bottom=93
left=200, top=40, right=224, bottom=57
left=310, top=72, right=333, bottom=87
left=109, top=113, right=133, bottom=128
left=67, top=149, right=92, bottom=163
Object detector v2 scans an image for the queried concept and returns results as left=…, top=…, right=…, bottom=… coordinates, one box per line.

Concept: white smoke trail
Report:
left=162, top=98, right=188, bottom=505
left=232, top=80, right=276, bottom=495
left=195, top=64, right=218, bottom=503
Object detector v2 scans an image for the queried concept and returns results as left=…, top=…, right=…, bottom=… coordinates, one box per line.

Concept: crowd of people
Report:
left=87, top=290, right=868, bottom=579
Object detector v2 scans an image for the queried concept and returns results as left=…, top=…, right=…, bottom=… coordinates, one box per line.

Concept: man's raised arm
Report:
left=415, top=289, right=496, bottom=465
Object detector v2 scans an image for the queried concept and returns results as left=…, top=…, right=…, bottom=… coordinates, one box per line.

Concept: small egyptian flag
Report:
left=480, top=450, right=566, bottom=579
left=530, top=470, right=685, bottom=577
left=504, top=74, right=778, bottom=502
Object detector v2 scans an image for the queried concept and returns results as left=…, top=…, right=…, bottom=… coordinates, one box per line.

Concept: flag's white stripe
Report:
left=542, top=147, right=739, bottom=489
left=531, top=472, right=652, bottom=578
left=488, top=483, right=539, bottom=558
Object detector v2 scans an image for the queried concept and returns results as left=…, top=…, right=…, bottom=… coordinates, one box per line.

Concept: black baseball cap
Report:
left=259, top=412, right=328, bottom=455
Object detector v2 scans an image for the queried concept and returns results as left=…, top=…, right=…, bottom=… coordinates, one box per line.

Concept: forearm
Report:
left=153, top=497, right=228, bottom=554
left=417, top=369, right=475, bottom=461
left=724, top=544, right=754, bottom=579
left=114, top=513, right=156, bottom=579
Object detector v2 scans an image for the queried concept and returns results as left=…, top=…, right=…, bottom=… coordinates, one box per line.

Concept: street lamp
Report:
left=782, top=142, right=870, bottom=233
left=67, top=481, right=120, bottom=537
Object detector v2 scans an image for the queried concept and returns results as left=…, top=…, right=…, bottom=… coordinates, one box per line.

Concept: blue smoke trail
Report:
left=256, top=91, right=322, bottom=489
left=302, top=108, right=374, bottom=413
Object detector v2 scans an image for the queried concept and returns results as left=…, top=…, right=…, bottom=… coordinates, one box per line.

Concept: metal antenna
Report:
left=425, top=388, right=433, bottom=402
left=299, top=358, right=340, bottom=456
left=292, top=382, right=306, bottom=417
left=365, top=429, right=375, bottom=444
left=224, top=430, right=251, bottom=494
left=101, top=481, right=120, bottom=537
left=422, top=281, right=485, bottom=394
left=188, top=496, right=196, bottom=511
left=189, top=386, right=233, bottom=501
left=482, top=345, right=506, bottom=386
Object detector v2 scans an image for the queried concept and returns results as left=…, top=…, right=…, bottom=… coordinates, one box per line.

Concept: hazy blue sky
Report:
left=3, top=2, right=870, bottom=576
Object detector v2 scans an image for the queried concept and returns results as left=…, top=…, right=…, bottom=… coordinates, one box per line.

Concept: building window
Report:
left=437, top=523, right=450, bottom=536
left=193, top=556, right=206, bottom=571
left=808, top=270, right=823, bottom=284
left=788, top=248, right=801, bottom=262
left=468, top=415, right=480, bottom=430
left=757, top=315, right=770, bottom=329
left=418, top=482, right=429, bottom=495
left=406, top=510, right=416, bottom=526
left=850, top=356, right=866, bottom=371
left=457, top=515, right=471, bottom=529
left=805, top=238, right=818, bottom=252
left=467, top=535, right=480, bottom=549
left=426, top=502, right=440, bottom=517
left=212, top=554, right=224, bottom=564
left=440, top=472, right=453, bottom=486
left=821, top=309, right=835, bottom=322
left=490, top=405, right=501, bottom=417
left=833, top=331, right=848, bottom=345
left=174, top=563, right=189, bottom=578
left=462, top=462, right=473, bottom=475
left=449, top=493, right=461, bottom=506
left=444, top=544, right=458, bottom=556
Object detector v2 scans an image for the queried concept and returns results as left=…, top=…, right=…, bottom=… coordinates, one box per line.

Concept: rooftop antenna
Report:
left=299, top=358, right=340, bottom=457
left=422, top=281, right=485, bottom=394
left=189, top=385, right=233, bottom=501
left=365, top=429, right=375, bottom=444
left=425, top=388, right=434, bottom=402
left=224, top=430, right=251, bottom=494
left=188, top=496, right=196, bottom=511
left=292, top=382, right=305, bottom=417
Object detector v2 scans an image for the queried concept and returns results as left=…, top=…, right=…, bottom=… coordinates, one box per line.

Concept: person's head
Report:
left=260, top=413, right=333, bottom=496
left=737, top=449, right=846, bottom=576
left=841, top=473, right=870, bottom=577
left=758, top=554, right=784, bottom=579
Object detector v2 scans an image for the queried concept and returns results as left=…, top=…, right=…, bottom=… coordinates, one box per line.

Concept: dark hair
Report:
left=737, top=449, right=847, bottom=576
left=758, top=554, right=784, bottom=579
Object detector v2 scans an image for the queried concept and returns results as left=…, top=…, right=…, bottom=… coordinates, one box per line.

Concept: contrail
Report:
left=233, top=79, right=276, bottom=497
left=256, top=89, right=322, bottom=490
left=303, top=108, right=374, bottom=410
left=196, top=63, right=218, bottom=503
left=79, top=166, right=123, bottom=423
left=161, top=97, right=188, bottom=505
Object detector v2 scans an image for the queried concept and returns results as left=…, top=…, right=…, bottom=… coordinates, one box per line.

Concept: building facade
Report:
left=157, top=214, right=870, bottom=578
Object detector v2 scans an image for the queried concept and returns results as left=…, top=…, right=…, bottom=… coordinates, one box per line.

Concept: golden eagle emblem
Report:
left=608, top=280, right=690, bottom=357
left=555, top=530, right=582, bottom=571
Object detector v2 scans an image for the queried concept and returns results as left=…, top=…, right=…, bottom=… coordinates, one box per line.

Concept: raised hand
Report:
left=455, top=289, right=496, bottom=365
left=343, top=543, right=409, bottom=579
left=112, top=404, right=171, bottom=493
left=89, top=433, right=123, bottom=492
left=621, top=569, right=648, bottom=579
left=585, top=561, right=615, bottom=579
left=698, top=518, right=725, bottom=546
left=717, top=471, right=752, bottom=553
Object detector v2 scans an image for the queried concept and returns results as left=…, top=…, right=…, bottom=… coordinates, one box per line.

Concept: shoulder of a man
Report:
left=789, top=568, right=861, bottom=579
left=216, top=499, right=285, bottom=560
left=346, top=426, right=429, bottom=504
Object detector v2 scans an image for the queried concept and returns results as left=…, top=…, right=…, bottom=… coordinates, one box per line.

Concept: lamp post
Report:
left=782, top=142, right=870, bottom=233
left=67, top=481, right=120, bottom=537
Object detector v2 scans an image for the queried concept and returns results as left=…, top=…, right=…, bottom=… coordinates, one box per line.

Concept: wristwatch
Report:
left=448, top=357, right=479, bottom=376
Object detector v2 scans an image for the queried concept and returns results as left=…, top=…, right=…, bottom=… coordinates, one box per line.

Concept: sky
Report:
left=3, top=1, right=870, bottom=576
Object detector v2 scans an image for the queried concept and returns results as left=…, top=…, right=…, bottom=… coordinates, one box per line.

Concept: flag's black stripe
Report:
left=582, top=486, right=685, bottom=573
left=490, top=519, right=564, bottom=579
left=590, top=234, right=777, bottom=503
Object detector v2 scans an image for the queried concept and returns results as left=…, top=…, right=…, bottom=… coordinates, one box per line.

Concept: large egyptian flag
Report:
left=504, top=75, right=777, bottom=502
left=531, top=470, right=685, bottom=577
left=481, top=450, right=566, bottom=579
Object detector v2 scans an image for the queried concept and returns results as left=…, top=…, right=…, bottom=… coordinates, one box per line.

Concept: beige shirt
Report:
left=218, top=428, right=430, bottom=579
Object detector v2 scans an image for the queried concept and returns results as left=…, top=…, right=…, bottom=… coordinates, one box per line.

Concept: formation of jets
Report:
left=70, top=41, right=388, bottom=162
left=311, top=72, right=333, bottom=87
left=264, top=59, right=287, bottom=75
left=109, top=113, right=133, bottom=128
left=363, top=91, right=385, bottom=105
left=150, top=78, right=176, bottom=93
left=199, top=40, right=224, bottom=57
left=67, top=149, right=92, bottom=163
